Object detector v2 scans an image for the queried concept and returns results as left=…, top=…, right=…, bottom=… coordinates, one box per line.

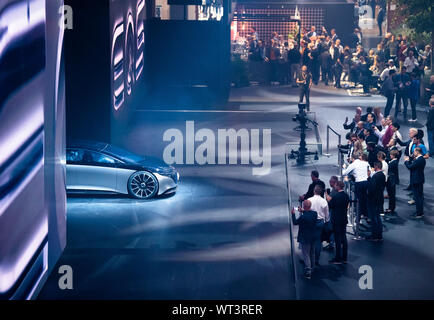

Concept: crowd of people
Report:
left=242, top=21, right=432, bottom=101
left=292, top=101, right=434, bottom=279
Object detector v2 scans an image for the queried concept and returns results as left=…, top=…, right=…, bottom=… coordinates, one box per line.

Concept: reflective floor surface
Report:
left=38, top=84, right=434, bottom=299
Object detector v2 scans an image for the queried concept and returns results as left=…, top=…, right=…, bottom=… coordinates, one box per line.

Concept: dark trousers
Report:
left=386, top=179, right=396, bottom=212
left=314, top=220, right=325, bottom=264
left=299, top=87, right=310, bottom=108
left=428, top=130, right=433, bottom=155
left=368, top=201, right=383, bottom=239
left=361, top=76, right=370, bottom=93
left=334, top=67, right=342, bottom=87
left=409, top=98, right=417, bottom=120
left=270, top=60, right=278, bottom=82
left=321, top=66, right=332, bottom=84
left=378, top=20, right=383, bottom=36
left=301, top=242, right=315, bottom=272
left=333, top=224, right=348, bottom=261
left=312, top=63, right=320, bottom=84
left=412, top=183, right=424, bottom=216
left=355, top=181, right=368, bottom=220
left=395, top=92, right=409, bottom=118
left=384, top=93, right=395, bottom=117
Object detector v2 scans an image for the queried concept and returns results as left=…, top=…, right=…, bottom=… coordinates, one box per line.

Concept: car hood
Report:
left=136, top=156, right=176, bottom=174
left=139, top=156, right=169, bottom=168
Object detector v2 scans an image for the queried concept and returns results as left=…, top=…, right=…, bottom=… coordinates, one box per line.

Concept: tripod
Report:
left=289, top=103, right=319, bottom=165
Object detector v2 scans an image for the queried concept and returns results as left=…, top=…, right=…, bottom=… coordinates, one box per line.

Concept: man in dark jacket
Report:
left=386, top=149, right=399, bottom=214
left=320, top=46, right=332, bottom=85
left=383, top=69, right=396, bottom=117
left=404, top=147, right=426, bottom=218
left=367, top=142, right=379, bottom=168
left=288, top=44, right=302, bottom=87
left=297, top=65, right=313, bottom=110
left=365, top=129, right=379, bottom=146
left=326, top=181, right=350, bottom=264
left=366, top=161, right=386, bottom=241
left=344, top=113, right=362, bottom=132
left=333, top=47, right=344, bottom=88
left=292, top=200, right=318, bottom=279
left=299, top=170, right=326, bottom=202
left=393, top=66, right=411, bottom=119
left=377, top=5, right=385, bottom=37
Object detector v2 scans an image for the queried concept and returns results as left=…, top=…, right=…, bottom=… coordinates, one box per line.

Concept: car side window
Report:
left=92, top=152, right=117, bottom=165
left=66, top=149, right=84, bottom=163
left=82, top=151, right=118, bottom=165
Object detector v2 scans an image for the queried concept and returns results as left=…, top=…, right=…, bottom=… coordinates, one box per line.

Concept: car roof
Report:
left=67, top=140, right=110, bottom=153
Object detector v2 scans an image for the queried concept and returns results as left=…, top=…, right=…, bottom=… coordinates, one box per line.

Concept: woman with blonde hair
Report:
left=357, top=133, right=368, bottom=154
left=353, top=140, right=365, bottom=156
left=373, top=106, right=384, bottom=130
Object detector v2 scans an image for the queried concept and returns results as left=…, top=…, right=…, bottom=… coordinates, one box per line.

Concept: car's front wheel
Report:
left=127, top=171, right=159, bottom=199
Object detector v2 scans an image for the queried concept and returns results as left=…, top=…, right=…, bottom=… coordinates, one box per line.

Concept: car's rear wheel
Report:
left=128, top=171, right=159, bottom=199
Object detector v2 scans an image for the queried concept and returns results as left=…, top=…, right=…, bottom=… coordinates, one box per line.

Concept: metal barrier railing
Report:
left=285, top=153, right=300, bottom=300
left=324, top=125, right=341, bottom=156
left=345, top=180, right=359, bottom=237
left=324, top=125, right=343, bottom=179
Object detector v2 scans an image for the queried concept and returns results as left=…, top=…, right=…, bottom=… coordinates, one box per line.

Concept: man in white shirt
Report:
left=380, top=59, right=397, bottom=81
left=389, top=122, right=403, bottom=153
left=373, top=119, right=388, bottom=147
left=404, top=50, right=419, bottom=74
left=377, top=151, right=389, bottom=181
left=308, top=185, right=329, bottom=266
left=342, top=153, right=371, bottom=233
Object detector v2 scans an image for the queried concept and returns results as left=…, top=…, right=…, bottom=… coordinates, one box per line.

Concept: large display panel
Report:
left=0, top=0, right=66, bottom=300
left=65, top=0, right=147, bottom=144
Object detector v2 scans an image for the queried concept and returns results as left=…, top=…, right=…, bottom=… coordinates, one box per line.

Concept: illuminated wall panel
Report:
left=65, top=0, right=147, bottom=144
left=0, top=0, right=66, bottom=300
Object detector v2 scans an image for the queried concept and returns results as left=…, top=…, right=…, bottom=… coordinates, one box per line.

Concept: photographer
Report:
left=343, top=107, right=362, bottom=133
left=339, top=133, right=358, bottom=163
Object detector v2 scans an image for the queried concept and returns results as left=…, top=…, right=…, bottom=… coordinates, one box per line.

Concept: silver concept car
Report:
left=66, top=142, right=179, bottom=199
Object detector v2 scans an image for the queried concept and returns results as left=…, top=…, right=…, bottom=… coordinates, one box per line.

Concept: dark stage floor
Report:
left=38, top=84, right=434, bottom=300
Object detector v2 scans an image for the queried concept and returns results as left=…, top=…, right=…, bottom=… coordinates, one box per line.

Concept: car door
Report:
left=66, top=149, right=118, bottom=192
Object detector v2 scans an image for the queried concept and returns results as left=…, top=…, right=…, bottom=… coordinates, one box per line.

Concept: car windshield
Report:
left=104, top=145, right=144, bottom=163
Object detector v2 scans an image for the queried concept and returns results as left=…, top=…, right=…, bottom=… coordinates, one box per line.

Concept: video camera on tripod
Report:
left=292, top=103, right=318, bottom=128
left=289, top=103, right=319, bottom=165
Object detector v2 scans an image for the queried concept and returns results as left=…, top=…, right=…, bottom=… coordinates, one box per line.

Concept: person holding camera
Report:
left=339, top=133, right=358, bottom=162
left=343, top=107, right=363, bottom=132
